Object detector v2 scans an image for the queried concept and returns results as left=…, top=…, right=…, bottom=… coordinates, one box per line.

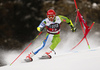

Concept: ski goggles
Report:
left=47, top=15, right=55, bottom=19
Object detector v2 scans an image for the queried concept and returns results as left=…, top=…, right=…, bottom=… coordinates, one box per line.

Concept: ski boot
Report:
left=39, top=51, right=52, bottom=59
left=25, top=51, right=34, bottom=62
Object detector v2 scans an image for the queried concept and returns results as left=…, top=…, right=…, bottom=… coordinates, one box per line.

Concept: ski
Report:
left=39, top=55, right=52, bottom=59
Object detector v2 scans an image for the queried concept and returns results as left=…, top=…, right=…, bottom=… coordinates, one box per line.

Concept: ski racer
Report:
left=25, top=9, right=76, bottom=61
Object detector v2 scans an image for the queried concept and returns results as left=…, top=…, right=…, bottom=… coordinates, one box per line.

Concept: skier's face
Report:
left=47, top=15, right=55, bottom=22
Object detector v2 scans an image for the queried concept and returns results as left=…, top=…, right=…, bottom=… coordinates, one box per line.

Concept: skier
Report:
left=25, top=9, right=76, bottom=61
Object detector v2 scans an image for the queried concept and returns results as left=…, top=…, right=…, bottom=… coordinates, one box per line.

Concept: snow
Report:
left=0, top=28, right=100, bottom=70
left=0, top=47, right=100, bottom=70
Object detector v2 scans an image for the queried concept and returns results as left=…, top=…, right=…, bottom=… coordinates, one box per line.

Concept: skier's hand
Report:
left=37, top=27, right=41, bottom=32
left=71, top=27, right=76, bottom=32
left=37, top=27, right=46, bottom=32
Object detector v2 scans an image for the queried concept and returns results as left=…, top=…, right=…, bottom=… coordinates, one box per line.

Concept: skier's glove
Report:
left=37, top=27, right=46, bottom=32
left=71, top=27, right=76, bottom=32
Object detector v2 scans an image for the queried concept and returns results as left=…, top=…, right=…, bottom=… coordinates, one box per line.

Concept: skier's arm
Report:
left=37, top=20, right=46, bottom=32
left=58, top=15, right=76, bottom=32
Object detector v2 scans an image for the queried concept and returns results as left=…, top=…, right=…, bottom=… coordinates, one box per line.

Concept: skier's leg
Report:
left=50, top=34, right=61, bottom=50
left=26, top=33, right=53, bottom=60
left=41, top=34, right=61, bottom=59
left=33, top=33, right=53, bottom=55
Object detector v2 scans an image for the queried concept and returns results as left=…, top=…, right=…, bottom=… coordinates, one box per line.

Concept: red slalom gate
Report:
left=71, top=0, right=95, bottom=50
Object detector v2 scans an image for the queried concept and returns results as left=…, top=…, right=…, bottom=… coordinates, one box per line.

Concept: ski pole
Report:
left=10, top=31, right=42, bottom=66
left=32, top=31, right=42, bottom=42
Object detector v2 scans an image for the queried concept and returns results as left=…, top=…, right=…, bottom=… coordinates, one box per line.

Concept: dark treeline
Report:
left=0, top=0, right=43, bottom=50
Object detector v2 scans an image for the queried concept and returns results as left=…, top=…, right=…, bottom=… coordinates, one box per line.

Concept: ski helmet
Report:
left=47, top=9, right=56, bottom=17
left=47, top=9, right=56, bottom=21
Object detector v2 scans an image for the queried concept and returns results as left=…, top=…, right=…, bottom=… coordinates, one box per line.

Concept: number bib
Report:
left=46, top=23, right=60, bottom=32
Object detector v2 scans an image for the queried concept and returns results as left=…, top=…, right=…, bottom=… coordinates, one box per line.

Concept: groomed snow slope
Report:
left=0, top=47, right=100, bottom=70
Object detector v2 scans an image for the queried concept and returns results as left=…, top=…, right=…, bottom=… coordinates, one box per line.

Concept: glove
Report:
left=37, top=27, right=46, bottom=32
left=71, top=27, right=76, bottom=32
left=37, top=27, right=41, bottom=32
